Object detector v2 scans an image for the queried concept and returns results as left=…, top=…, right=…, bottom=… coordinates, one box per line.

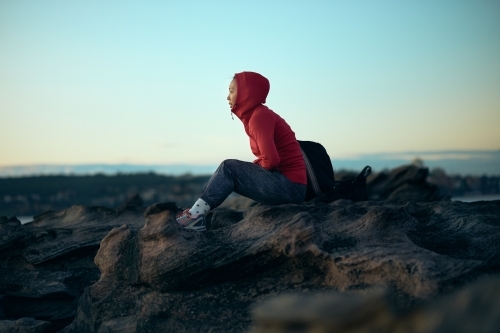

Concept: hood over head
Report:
left=231, top=71, right=270, bottom=119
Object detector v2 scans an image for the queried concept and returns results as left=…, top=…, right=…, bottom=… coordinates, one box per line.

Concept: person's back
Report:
left=247, top=105, right=306, bottom=183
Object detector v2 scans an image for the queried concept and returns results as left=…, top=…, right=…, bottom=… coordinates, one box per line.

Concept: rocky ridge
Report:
left=58, top=199, right=499, bottom=333
left=0, top=165, right=499, bottom=332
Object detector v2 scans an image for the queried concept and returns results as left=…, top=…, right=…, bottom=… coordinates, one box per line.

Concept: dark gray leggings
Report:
left=200, top=159, right=306, bottom=209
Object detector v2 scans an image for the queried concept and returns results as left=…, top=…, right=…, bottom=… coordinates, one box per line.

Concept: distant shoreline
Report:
left=2, top=149, right=499, bottom=177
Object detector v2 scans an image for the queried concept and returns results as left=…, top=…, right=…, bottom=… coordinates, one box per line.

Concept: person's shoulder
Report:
left=251, top=106, right=274, bottom=120
left=253, top=104, right=271, bottom=113
left=248, top=106, right=276, bottom=129
left=253, top=105, right=277, bottom=119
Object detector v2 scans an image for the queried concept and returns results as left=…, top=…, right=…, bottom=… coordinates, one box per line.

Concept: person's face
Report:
left=227, top=78, right=237, bottom=109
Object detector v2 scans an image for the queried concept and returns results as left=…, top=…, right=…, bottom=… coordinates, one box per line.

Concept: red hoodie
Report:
left=231, top=72, right=306, bottom=185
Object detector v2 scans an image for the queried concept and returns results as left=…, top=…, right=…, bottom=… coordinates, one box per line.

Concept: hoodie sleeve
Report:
left=248, top=109, right=280, bottom=170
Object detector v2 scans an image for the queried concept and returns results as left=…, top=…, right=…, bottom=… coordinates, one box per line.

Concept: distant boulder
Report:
left=367, top=164, right=448, bottom=202
left=120, top=193, right=144, bottom=208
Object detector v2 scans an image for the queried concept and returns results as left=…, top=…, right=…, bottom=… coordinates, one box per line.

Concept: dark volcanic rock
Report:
left=367, top=164, right=447, bottom=202
left=61, top=200, right=500, bottom=332
left=0, top=205, right=146, bottom=333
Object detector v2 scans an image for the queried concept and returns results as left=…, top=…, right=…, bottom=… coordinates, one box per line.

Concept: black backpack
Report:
left=298, top=140, right=371, bottom=202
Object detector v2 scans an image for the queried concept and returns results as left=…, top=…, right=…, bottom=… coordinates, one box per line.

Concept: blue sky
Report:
left=1, top=1, right=499, bottom=169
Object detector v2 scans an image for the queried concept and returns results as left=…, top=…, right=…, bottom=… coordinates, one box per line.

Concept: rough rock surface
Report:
left=1, top=170, right=498, bottom=333
left=0, top=205, right=146, bottom=333
left=58, top=199, right=499, bottom=332
left=220, top=194, right=257, bottom=211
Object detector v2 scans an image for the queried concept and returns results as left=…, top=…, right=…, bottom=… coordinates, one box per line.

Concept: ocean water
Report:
left=18, top=216, right=33, bottom=225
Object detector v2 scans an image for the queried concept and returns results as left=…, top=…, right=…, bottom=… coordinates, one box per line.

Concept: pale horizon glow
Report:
left=1, top=1, right=499, bottom=168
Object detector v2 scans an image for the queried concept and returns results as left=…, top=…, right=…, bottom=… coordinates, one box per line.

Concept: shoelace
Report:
left=176, top=209, right=192, bottom=226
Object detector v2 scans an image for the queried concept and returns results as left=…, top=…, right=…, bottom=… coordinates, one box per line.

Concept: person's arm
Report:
left=249, top=111, right=280, bottom=170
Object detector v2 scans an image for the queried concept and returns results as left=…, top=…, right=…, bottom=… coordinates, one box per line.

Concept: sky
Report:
left=1, top=0, right=499, bottom=170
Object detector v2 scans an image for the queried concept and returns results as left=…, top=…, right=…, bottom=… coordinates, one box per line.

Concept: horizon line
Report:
left=1, top=148, right=499, bottom=168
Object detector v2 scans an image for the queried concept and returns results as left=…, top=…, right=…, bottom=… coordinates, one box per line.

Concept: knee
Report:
left=220, top=159, right=241, bottom=170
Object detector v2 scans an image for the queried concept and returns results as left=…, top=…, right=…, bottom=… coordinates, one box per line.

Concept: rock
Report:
left=367, top=165, right=447, bottom=202
left=2, top=269, right=96, bottom=332
left=27, top=204, right=146, bottom=265
left=61, top=199, right=500, bottom=332
left=205, top=208, right=244, bottom=230
left=416, top=275, right=500, bottom=333
left=0, top=205, right=146, bottom=333
left=119, top=194, right=144, bottom=208
left=0, top=317, right=51, bottom=333
left=251, top=288, right=395, bottom=333
left=0, top=295, right=5, bottom=319
left=0, top=216, right=31, bottom=252
left=220, top=194, right=257, bottom=211
left=250, top=275, right=500, bottom=333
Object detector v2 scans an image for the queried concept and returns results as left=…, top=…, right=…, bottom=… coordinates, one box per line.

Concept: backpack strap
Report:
left=300, top=147, right=323, bottom=197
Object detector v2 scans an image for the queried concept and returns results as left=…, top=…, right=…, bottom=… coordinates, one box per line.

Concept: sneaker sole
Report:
left=185, top=224, right=207, bottom=232
left=184, top=216, right=207, bottom=232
